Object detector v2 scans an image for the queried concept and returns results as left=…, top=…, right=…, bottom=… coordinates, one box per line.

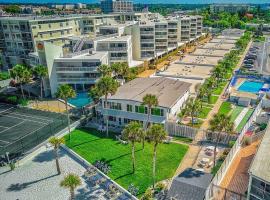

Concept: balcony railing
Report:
left=155, top=28, right=167, bottom=32
left=141, top=47, right=154, bottom=50
left=155, top=42, right=167, bottom=46
left=110, top=57, right=127, bottom=61
left=141, top=39, right=154, bottom=43
left=109, top=47, right=127, bottom=51
left=56, top=67, right=98, bottom=72
left=155, top=35, right=167, bottom=38
left=140, top=31, right=154, bottom=35
left=57, top=77, right=97, bottom=83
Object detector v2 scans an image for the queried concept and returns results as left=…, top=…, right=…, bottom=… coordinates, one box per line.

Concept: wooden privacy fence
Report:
left=165, top=122, right=198, bottom=139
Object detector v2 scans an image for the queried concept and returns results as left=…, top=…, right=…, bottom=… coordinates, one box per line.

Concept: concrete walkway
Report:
left=234, top=107, right=249, bottom=128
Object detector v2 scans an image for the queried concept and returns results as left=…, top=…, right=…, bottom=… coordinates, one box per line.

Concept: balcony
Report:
left=140, top=31, right=154, bottom=35
left=57, top=77, right=97, bottom=83
left=155, top=35, right=167, bottom=39
left=110, top=57, right=127, bottom=61
left=109, top=47, right=127, bottom=51
left=56, top=67, right=98, bottom=72
left=155, top=42, right=167, bottom=46
left=141, top=39, right=154, bottom=43
left=141, top=47, right=154, bottom=50
left=155, top=28, right=167, bottom=32
left=168, top=25, right=177, bottom=29
left=168, top=32, right=177, bottom=35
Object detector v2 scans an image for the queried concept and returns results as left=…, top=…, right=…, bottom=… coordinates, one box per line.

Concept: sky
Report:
left=0, top=0, right=270, bottom=4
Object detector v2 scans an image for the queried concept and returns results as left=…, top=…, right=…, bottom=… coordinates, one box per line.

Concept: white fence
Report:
left=165, top=122, right=198, bottom=139
left=205, top=99, right=263, bottom=199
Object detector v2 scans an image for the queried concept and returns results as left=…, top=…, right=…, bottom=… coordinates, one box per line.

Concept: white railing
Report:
left=141, top=39, right=154, bottom=43
left=205, top=98, right=263, bottom=199
left=140, top=31, right=154, bottom=35
left=110, top=57, right=127, bottom=61
left=56, top=67, right=98, bottom=72
left=57, top=77, right=97, bottom=83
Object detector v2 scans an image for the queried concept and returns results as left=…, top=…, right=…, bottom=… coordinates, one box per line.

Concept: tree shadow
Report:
left=32, top=149, right=65, bottom=163
left=69, top=138, right=102, bottom=148
left=6, top=173, right=58, bottom=192
left=106, top=148, right=142, bottom=163
left=114, top=171, right=134, bottom=180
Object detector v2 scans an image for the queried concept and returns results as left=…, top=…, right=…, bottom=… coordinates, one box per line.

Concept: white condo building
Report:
left=97, top=77, right=191, bottom=127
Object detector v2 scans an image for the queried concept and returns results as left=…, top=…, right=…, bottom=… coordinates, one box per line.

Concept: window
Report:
left=151, top=108, right=164, bottom=116
left=124, top=118, right=132, bottom=124
left=135, top=105, right=147, bottom=114
left=127, top=104, right=132, bottom=112
left=105, top=102, right=122, bottom=110
left=50, top=33, right=52, bottom=36
left=108, top=116, right=116, bottom=122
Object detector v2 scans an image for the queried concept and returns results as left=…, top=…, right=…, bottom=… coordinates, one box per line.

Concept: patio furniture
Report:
left=198, top=157, right=210, bottom=167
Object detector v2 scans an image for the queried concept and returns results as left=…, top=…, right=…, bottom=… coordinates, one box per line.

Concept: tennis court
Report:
left=0, top=103, right=69, bottom=160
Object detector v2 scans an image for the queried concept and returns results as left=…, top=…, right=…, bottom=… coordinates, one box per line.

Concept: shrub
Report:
left=155, top=182, right=166, bottom=192
left=0, top=71, right=10, bottom=81
left=18, top=98, right=28, bottom=106
left=6, top=96, right=17, bottom=104
left=243, top=137, right=251, bottom=146
left=228, top=140, right=236, bottom=148
left=259, top=123, right=267, bottom=131
left=140, top=188, right=153, bottom=200
left=9, top=162, right=16, bottom=170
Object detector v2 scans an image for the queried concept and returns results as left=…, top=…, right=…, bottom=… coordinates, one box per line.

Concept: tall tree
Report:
left=142, top=94, right=158, bottom=149
left=60, top=173, right=82, bottom=200
left=122, top=121, right=144, bottom=173
left=92, top=76, right=119, bottom=137
left=209, top=113, right=234, bottom=166
left=97, top=64, right=112, bottom=77
left=56, top=84, right=76, bottom=140
left=147, top=124, right=167, bottom=188
left=10, top=64, right=32, bottom=99
left=111, top=62, right=130, bottom=79
left=34, top=65, right=48, bottom=99
left=179, top=97, right=201, bottom=126
left=49, top=136, right=64, bottom=174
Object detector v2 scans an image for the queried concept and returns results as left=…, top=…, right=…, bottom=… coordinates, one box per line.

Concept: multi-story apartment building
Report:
left=248, top=124, right=270, bottom=200
left=97, top=77, right=191, bottom=127
left=101, top=0, right=133, bottom=14
left=210, top=4, right=250, bottom=13
left=0, top=16, right=81, bottom=68
left=33, top=41, right=109, bottom=96
left=96, top=35, right=133, bottom=66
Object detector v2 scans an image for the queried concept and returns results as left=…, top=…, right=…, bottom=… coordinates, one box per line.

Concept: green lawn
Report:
left=173, top=136, right=193, bottom=144
left=198, top=106, right=212, bottom=119
left=230, top=106, right=244, bottom=122
left=236, top=109, right=254, bottom=132
left=64, top=128, right=188, bottom=195
left=202, top=95, right=219, bottom=105
left=218, top=102, right=232, bottom=116
left=212, top=82, right=227, bottom=95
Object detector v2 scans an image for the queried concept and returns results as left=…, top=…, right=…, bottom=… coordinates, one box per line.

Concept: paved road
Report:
left=259, top=36, right=270, bottom=75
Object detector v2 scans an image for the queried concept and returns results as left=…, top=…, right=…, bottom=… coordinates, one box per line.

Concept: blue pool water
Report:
left=68, top=92, right=93, bottom=108
left=237, top=81, right=264, bottom=93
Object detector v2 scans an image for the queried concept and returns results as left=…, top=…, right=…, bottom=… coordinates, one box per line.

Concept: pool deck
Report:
left=230, top=78, right=260, bottom=100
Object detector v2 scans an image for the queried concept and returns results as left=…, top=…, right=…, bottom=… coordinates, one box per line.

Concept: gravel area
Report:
left=0, top=146, right=112, bottom=200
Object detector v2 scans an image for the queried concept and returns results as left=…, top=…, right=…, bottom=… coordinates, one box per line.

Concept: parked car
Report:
left=243, top=64, right=254, bottom=68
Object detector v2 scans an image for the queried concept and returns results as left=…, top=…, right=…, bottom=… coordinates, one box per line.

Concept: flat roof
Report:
left=55, top=51, right=108, bottom=61
left=107, top=77, right=191, bottom=108
left=202, top=42, right=235, bottom=50
left=249, top=122, right=270, bottom=183
left=192, top=48, right=229, bottom=57
left=179, top=55, right=222, bottom=66
left=159, top=63, right=212, bottom=79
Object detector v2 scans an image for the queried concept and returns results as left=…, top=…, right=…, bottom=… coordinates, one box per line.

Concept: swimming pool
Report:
left=237, top=81, right=264, bottom=93
left=68, top=92, right=93, bottom=108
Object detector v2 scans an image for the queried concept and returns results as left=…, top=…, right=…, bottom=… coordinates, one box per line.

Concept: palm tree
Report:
left=60, top=173, right=82, bottom=200
left=49, top=136, right=64, bottom=174
left=56, top=84, right=76, bottom=140
left=122, top=121, right=144, bottom=173
left=179, top=97, right=201, bottom=126
left=34, top=65, right=48, bottom=99
left=209, top=114, right=234, bottom=166
left=98, top=64, right=112, bottom=77
left=111, top=62, right=130, bottom=80
left=142, top=94, right=158, bottom=149
left=94, top=76, right=119, bottom=137
left=147, top=124, right=167, bottom=188
left=10, top=64, right=32, bottom=99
